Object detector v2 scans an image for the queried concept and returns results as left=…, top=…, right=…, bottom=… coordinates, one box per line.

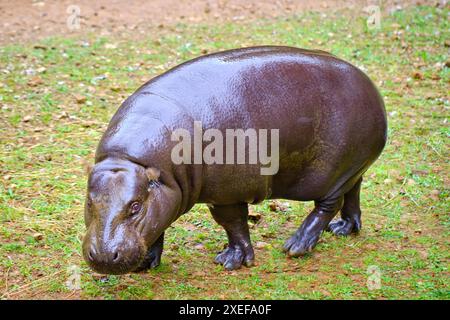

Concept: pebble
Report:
left=255, top=241, right=268, bottom=249
left=33, top=233, right=44, bottom=241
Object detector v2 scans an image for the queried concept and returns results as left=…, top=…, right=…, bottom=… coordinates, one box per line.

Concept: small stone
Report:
left=104, top=43, right=117, bottom=49
left=23, top=115, right=33, bottom=122
left=412, top=71, right=423, bottom=80
left=278, top=202, right=290, bottom=212
left=57, top=111, right=69, bottom=119
left=194, top=243, right=205, bottom=250
left=27, top=76, right=43, bottom=87
left=269, top=201, right=278, bottom=211
left=255, top=241, right=268, bottom=249
left=74, top=94, right=87, bottom=104
left=431, top=74, right=441, bottom=80
left=33, top=233, right=44, bottom=241
left=248, top=210, right=262, bottom=222
left=35, top=271, right=45, bottom=277
left=92, top=273, right=108, bottom=281
left=268, top=200, right=289, bottom=212
left=81, top=121, right=96, bottom=127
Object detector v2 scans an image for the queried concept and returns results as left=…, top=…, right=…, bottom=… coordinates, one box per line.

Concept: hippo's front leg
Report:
left=209, top=204, right=255, bottom=270
left=135, top=232, right=164, bottom=271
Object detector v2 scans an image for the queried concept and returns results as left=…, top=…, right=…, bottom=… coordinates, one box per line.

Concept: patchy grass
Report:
left=0, top=5, right=449, bottom=299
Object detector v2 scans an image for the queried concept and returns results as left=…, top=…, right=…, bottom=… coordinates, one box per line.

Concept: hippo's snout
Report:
left=82, top=229, right=146, bottom=275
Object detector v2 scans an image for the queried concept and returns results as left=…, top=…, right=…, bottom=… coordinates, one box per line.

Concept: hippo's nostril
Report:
left=112, top=251, right=119, bottom=262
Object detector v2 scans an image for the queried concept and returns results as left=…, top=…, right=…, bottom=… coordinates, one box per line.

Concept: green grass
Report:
left=0, top=5, right=449, bottom=299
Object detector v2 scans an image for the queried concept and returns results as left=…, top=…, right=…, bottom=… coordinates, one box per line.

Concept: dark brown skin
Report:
left=82, top=46, right=387, bottom=274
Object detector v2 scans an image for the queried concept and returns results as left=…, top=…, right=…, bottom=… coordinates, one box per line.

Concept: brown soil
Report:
left=0, top=0, right=430, bottom=45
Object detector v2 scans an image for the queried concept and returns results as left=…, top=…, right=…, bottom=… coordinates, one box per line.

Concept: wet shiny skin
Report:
left=83, top=46, right=387, bottom=274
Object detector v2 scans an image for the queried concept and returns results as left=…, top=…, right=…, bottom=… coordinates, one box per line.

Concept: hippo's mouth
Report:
left=86, top=255, right=145, bottom=275
left=82, top=238, right=147, bottom=275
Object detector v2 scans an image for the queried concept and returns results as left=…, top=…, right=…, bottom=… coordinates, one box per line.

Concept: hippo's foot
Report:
left=327, top=178, right=363, bottom=236
left=283, top=231, right=320, bottom=257
left=327, top=218, right=361, bottom=236
left=134, top=233, right=164, bottom=272
left=214, top=244, right=255, bottom=270
left=209, top=203, right=255, bottom=271
left=135, top=248, right=162, bottom=271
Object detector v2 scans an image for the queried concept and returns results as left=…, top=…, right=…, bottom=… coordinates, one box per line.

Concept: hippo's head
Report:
left=82, top=158, right=179, bottom=274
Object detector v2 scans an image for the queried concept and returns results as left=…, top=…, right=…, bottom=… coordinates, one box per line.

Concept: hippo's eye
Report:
left=148, top=180, right=159, bottom=189
left=130, top=202, right=142, bottom=215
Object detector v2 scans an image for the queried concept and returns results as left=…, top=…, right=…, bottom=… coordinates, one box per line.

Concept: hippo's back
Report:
left=137, top=46, right=386, bottom=142
left=138, top=46, right=351, bottom=128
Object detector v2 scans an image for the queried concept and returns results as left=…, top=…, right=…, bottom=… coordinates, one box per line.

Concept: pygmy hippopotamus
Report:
left=82, top=46, right=387, bottom=274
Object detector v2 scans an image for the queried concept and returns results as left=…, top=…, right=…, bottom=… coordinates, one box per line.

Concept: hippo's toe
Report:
left=327, top=218, right=360, bottom=236
left=283, top=232, right=320, bottom=257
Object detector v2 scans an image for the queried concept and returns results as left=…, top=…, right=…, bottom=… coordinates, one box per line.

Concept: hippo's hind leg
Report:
left=134, top=232, right=164, bottom=272
left=209, top=203, right=255, bottom=270
left=327, top=177, right=363, bottom=236
left=283, top=196, right=344, bottom=257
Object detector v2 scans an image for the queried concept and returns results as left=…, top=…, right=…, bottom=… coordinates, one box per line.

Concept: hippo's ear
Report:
left=145, top=167, right=160, bottom=182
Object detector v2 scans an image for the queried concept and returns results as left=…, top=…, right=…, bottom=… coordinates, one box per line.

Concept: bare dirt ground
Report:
left=0, top=0, right=437, bottom=44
